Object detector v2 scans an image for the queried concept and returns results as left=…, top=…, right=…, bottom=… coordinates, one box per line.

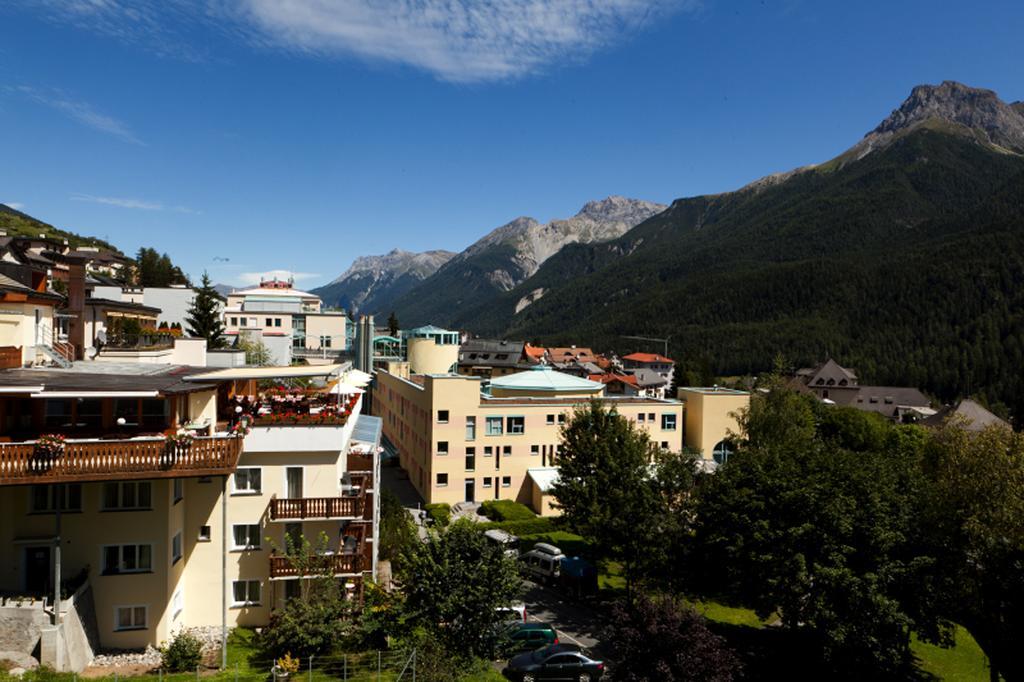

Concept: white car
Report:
left=484, top=528, right=520, bottom=557
left=519, top=543, right=564, bottom=584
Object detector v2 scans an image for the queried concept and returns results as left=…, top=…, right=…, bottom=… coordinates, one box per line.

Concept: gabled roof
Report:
left=489, top=366, right=603, bottom=393
left=523, top=343, right=546, bottom=360
left=922, top=399, right=1010, bottom=432
left=628, top=368, right=668, bottom=387
left=547, top=347, right=597, bottom=362
left=589, top=373, right=637, bottom=386
left=623, top=352, right=674, bottom=364
left=799, top=358, right=858, bottom=387
left=527, top=467, right=560, bottom=493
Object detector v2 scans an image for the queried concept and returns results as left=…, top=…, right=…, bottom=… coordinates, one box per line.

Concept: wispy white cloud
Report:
left=71, top=193, right=198, bottom=213
left=17, top=0, right=696, bottom=82
left=3, top=202, right=26, bottom=211
left=238, top=270, right=321, bottom=286
left=12, top=85, right=144, bottom=145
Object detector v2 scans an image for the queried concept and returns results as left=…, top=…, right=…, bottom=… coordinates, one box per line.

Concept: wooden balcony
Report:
left=269, top=496, right=363, bottom=521
left=268, top=553, right=364, bottom=579
left=0, top=435, right=244, bottom=485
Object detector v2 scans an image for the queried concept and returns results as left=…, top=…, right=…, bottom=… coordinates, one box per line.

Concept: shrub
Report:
left=476, top=517, right=557, bottom=536
left=424, top=503, right=451, bottom=527
left=479, top=500, right=536, bottom=522
left=161, top=629, right=203, bottom=672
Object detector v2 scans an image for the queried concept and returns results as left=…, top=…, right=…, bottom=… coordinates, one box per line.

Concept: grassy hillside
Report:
left=0, top=203, right=121, bottom=252
left=468, top=130, right=1024, bottom=416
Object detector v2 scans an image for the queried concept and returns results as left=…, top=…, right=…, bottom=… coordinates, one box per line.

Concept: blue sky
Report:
left=1, top=0, right=1021, bottom=288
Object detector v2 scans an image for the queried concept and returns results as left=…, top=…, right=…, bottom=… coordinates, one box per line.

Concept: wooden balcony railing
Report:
left=269, top=553, right=364, bottom=578
left=269, top=496, right=363, bottom=521
left=0, top=435, right=244, bottom=485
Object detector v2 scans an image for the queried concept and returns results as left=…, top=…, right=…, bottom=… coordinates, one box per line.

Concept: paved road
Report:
left=520, top=579, right=606, bottom=655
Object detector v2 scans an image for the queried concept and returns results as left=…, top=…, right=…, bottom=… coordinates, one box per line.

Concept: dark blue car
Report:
left=503, top=643, right=605, bottom=682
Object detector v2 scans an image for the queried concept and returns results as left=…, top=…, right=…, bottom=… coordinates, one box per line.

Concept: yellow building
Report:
left=0, top=363, right=378, bottom=668
left=374, top=365, right=686, bottom=514
left=678, top=386, right=750, bottom=464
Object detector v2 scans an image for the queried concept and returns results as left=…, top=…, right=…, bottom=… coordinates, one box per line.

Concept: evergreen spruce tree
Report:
left=185, top=272, right=226, bottom=349
left=387, top=311, right=400, bottom=337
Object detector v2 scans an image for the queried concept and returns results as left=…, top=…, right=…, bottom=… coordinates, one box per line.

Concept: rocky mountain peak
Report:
left=576, top=195, right=667, bottom=223
left=858, top=80, right=1024, bottom=156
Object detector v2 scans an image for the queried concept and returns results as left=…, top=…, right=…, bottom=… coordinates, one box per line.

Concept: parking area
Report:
left=520, top=579, right=605, bottom=656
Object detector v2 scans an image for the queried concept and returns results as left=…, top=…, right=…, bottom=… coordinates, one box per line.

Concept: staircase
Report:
left=36, top=324, right=75, bottom=368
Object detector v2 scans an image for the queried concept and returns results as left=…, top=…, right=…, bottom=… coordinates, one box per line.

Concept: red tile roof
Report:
left=524, top=343, right=547, bottom=359
left=589, top=373, right=638, bottom=386
left=623, top=352, right=674, bottom=364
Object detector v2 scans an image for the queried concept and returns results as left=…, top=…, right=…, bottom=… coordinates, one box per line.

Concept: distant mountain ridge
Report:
left=386, top=195, right=666, bottom=325
left=460, top=80, right=1024, bottom=417
left=312, top=248, right=455, bottom=314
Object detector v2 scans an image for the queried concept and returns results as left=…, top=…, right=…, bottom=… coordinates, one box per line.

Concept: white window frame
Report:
left=436, top=473, right=449, bottom=487
left=546, top=414, right=555, bottom=425
left=198, top=525, right=211, bottom=542
left=102, top=544, right=153, bottom=574
left=232, top=467, right=262, bottom=495
left=231, top=580, right=261, bottom=607
left=661, top=413, right=677, bottom=431
left=437, top=410, right=449, bottom=424
left=232, top=524, right=262, bottom=551
left=506, top=416, right=525, bottom=435
left=437, top=441, right=449, bottom=455
left=171, top=532, right=183, bottom=565
left=501, top=476, right=512, bottom=488
left=482, top=477, right=493, bottom=488
left=485, top=416, right=504, bottom=436
left=114, top=605, right=148, bottom=631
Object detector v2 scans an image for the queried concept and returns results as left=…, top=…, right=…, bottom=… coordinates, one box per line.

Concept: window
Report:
left=661, top=413, right=677, bottom=431
left=557, top=414, right=567, bottom=425
left=172, top=590, right=183, bottom=620
left=115, top=606, right=147, bottom=631
left=102, top=482, right=152, bottom=510
left=465, top=448, right=476, bottom=472
left=233, top=468, right=262, bottom=494
left=44, top=399, right=72, bottom=428
left=546, top=414, right=555, bottom=425
left=437, top=410, right=449, bottom=423
left=239, top=317, right=247, bottom=327
left=198, top=525, right=211, bottom=542
left=171, top=533, right=182, bottom=565
left=485, top=416, right=503, bottom=436
left=266, top=318, right=274, bottom=327
left=506, top=416, right=525, bottom=434
left=232, top=524, right=261, bottom=550
left=483, top=446, right=494, bottom=457
left=465, top=416, right=476, bottom=440
left=483, top=477, right=493, bottom=488
left=284, top=580, right=301, bottom=602
left=103, top=544, right=153, bottom=574
left=30, top=484, right=82, bottom=513
left=501, top=476, right=511, bottom=488
left=648, top=413, right=655, bottom=421
left=230, top=317, right=238, bottom=326
left=502, top=446, right=512, bottom=456
left=637, top=413, right=646, bottom=423
left=661, top=441, right=670, bottom=450
left=173, top=478, right=183, bottom=503
left=712, top=440, right=734, bottom=465
left=437, top=441, right=449, bottom=455
left=78, top=398, right=102, bottom=428
left=232, top=580, right=261, bottom=606
left=530, top=445, right=540, bottom=455
left=436, top=473, right=448, bottom=487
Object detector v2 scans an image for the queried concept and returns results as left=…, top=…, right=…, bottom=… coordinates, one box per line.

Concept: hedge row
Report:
left=479, top=499, right=537, bottom=522
left=424, top=503, right=451, bottom=527
left=475, top=517, right=558, bottom=536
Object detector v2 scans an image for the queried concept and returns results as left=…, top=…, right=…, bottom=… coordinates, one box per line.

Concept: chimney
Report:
left=66, top=256, right=87, bottom=358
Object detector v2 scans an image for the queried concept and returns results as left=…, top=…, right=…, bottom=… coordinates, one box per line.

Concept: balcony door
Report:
left=24, top=546, right=51, bottom=594
left=286, top=467, right=303, bottom=499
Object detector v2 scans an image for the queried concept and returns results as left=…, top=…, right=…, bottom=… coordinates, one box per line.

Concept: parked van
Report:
left=519, top=543, right=565, bottom=584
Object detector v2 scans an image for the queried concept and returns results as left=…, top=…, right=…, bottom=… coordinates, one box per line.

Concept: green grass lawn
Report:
left=912, top=626, right=989, bottom=681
